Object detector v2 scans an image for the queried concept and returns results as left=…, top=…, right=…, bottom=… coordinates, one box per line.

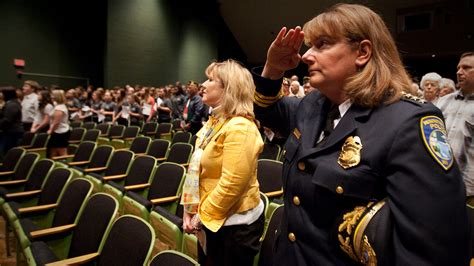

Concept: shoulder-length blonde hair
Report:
left=51, top=89, right=66, bottom=104
left=205, top=59, right=255, bottom=119
left=303, top=4, right=414, bottom=107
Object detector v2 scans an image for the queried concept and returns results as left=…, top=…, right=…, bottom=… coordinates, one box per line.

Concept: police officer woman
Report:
left=253, top=3, right=468, bottom=265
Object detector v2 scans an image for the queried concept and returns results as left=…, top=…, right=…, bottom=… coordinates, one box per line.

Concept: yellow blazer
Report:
left=197, top=116, right=264, bottom=232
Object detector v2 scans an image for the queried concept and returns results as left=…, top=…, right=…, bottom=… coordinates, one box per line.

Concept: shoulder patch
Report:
left=420, top=116, right=453, bottom=170
left=401, top=91, right=427, bottom=105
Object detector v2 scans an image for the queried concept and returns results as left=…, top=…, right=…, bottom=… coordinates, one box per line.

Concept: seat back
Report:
left=88, top=145, right=114, bottom=169
left=68, top=193, right=118, bottom=258
left=72, top=141, right=96, bottom=162
left=190, top=135, right=197, bottom=148
left=258, top=205, right=284, bottom=266
left=0, top=147, right=25, bottom=172
left=129, top=137, right=151, bottom=154
left=19, top=132, right=35, bottom=147
left=70, top=121, right=82, bottom=128
left=37, top=168, right=73, bottom=205
left=156, top=123, right=172, bottom=138
left=69, top=128, right=86, bottom=143
left=97, top=215, right=154, bottom=266
left=82, top=122, right=96, bottom=130
left=150, top=250, right=198, bottom=266
left=171, top=132, right=191, bottom=145
left=24, top=159, right=55, bottom=191
left=147, top=139, right=170, bottom=159
left=171, top=120, right=183, bottom=132
left=259, top=143, right=281, bottom=160
left=95, top=124, right=110, bottom=136
left=83, top=129, right=100, bottom=142
left=124, top=156, right=156, bottom=186
left=123, top=126, right=140, bottom=139
left=31, top=133, right=49, bottom=148
left=141, top=122, right=157, bottom=136
left=148, top=163, right=185, bottom=201
left=11, top=153, right=39, bottom=181
left=257, top=159, right=283, bottom=195
left=167, top=143, right=193, bottom=165
left=108, top=125, right=125, bottom=138
left=52, top=178, right=93, bottom=227
left=104, top=150, right=134, bottom=176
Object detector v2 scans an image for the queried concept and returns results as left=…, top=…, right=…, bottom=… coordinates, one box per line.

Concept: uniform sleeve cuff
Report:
left=252, top=66, right=284, bottom=108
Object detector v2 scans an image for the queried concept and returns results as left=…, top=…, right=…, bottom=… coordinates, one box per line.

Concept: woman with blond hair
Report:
left=253, top=3, right=468, bottom=265
left=182, top=59, right=264, bottom=265
left=47, top=90, right=70, bottom=157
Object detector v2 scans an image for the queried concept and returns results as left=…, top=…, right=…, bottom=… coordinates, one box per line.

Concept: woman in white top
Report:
left=47, top=90, right=70, bottom=158
left=31, top=90, right=54, bottom=133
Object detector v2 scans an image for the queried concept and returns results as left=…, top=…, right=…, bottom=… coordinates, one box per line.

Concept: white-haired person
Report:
left=420, top=72, right=442, bottom=102
left=439, top=77, right=457, bottom=97
left=181, top=59, right=264, bottom=265
left=289, top=80, right=305, bottom=98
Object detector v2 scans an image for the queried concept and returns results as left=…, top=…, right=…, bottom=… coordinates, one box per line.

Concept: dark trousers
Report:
left=198, top=212, right=265, bottom=266
left=0, top=132, right=22, bottom=160
left=22, top=122, right=32, bottom=132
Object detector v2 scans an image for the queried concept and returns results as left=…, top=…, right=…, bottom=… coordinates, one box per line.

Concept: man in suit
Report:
left=253, top=4, right=468, bottom=265
left=183, top=81, right=204, bottom=135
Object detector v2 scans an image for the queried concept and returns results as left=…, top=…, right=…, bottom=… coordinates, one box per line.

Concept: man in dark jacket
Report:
left=0, top=87, right=24, bottom=158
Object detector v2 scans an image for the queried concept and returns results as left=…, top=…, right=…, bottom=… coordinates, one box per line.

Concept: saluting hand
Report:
left=263, top=26, right=305, bottom=80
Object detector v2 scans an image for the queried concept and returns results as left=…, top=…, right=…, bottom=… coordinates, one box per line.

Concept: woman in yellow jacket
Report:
left=182, top=59, right=264, bottom=265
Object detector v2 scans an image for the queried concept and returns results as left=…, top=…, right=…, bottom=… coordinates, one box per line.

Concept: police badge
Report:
left=338, top=136, right=363, bottom=169
left=420, top=116, right=453, bottom=170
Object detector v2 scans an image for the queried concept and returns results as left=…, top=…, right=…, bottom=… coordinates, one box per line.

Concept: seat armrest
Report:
left=150, top=195, right=180, bottom=205
left=46, top=252, right=100, bottom=266
left=5, top=189, right=42, bottom=199
left=0, top=179, right=27, bottom=186
left=110, top=136, right=122, bottom=139
left=84, top=166, right=107, bottom=173
left=52, top=154, right=74, bottom=160
left=30, top=224, right=76, bottom=239
left=124, top=137, right=135, bottom=141
left=0, top=171, right=15, bottom=176
left=180, top=163, right=189, bottom=167
left=26, top=148, right=46, bottom=152
left=68, top=140, right=81, bottom=144
left=18, top=145, right=32, bottom=149
left=19, top=203, right=58, bottom=214
left=68, top=161, right=90, bottom=166
left=124, top=183, right=150, bottom=191
left=265, top=189, right=284, bottom=198
left=103, top=174, right=127, bottom=181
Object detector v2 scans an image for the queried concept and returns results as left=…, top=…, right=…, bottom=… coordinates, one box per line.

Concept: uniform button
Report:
left=336, top=186, right=344, bottom=194
left=297, top=162, right=306, bottom=171
left=288, top=232, right=296, bottom=242
left=293, top=196, right=300, bottom=206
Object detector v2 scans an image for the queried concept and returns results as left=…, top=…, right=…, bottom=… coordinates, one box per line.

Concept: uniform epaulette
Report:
left=401, top=91, right=427, bottom=105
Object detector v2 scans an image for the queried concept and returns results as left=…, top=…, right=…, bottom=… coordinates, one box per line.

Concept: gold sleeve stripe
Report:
left=254, top=91, right=283, bottom=107
left=255, top=90, right=282, bottom=100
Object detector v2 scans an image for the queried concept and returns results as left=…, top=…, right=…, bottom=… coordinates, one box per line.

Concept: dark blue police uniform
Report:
left=252, top=67, right=469, bottom=266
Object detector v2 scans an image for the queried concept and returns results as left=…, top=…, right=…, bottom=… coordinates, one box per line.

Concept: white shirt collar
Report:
left=334, top=99, right=352, bottom=128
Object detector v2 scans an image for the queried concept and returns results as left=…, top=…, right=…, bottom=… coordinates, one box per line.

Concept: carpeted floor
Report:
left=0, top=217, right=19, bottom=266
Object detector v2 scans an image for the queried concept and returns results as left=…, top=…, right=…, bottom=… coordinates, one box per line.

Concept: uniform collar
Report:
left=455, top=90, right=474, bottom=100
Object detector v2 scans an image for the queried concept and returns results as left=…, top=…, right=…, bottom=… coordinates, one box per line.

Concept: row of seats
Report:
left=0, top=146, right=285, bottom=265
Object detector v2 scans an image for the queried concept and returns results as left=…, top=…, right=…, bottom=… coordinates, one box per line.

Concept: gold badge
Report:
left=338, top=136, right=363, bottom=169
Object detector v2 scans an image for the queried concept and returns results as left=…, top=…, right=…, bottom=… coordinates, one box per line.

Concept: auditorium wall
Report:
left=0, top=0, right=245, bottom=89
